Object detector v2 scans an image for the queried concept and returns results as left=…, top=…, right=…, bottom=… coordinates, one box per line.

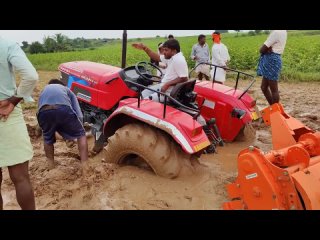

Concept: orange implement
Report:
left=224, top=103, right=320, bottom=210
left=261, top=103, right=312, bottom=149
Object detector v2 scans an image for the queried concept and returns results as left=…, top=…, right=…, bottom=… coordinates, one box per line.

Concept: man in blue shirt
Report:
left=191, top=34, right=211, bottom=80
left=37, top=79, right=88, bottom=169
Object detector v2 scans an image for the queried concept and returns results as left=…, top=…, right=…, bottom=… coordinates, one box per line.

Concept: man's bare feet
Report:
left=46, top=158, right=56, bottom=170
left=81, top=161, right=91, bottom=177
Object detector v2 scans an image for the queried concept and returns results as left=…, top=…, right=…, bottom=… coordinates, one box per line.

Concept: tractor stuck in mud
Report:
left=54, top=31, right=319, bottom=210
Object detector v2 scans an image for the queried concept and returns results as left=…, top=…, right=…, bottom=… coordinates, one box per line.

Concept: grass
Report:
left=27, top=31, right=320, bottom=82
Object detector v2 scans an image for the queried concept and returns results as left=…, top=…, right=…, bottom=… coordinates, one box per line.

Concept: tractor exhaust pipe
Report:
left=121, top=30, right=127, bottom=68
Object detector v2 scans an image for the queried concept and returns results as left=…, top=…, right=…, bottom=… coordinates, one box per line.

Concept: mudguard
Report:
left=104, top=98, right=210, bottom=154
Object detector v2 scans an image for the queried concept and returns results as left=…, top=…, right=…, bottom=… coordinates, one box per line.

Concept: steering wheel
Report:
left=135, top=61, right=164, bottom=83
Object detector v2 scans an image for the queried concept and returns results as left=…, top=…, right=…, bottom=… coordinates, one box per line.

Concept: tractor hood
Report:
left=59, top=61, right=122, bottom=84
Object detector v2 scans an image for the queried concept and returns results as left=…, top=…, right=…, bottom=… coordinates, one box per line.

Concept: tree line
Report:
left=22, top=31, right=271, bottom=54
left=22, top=33, right=117, bottom=54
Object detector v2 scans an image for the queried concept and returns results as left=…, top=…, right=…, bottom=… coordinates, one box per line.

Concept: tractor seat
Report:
left=169, top=80, right=199, bottom=117
left=170, top=80, right=196, bottom=100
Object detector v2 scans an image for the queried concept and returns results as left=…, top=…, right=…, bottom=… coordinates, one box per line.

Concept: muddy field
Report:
left=2, top=71, right=320, bottom=210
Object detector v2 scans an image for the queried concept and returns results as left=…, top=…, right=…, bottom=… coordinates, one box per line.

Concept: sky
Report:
left=0, top=30, right=238, bottom=44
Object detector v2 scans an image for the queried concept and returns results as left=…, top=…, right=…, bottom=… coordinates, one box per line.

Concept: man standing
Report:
left=156, top=43, right=167, bottom=76
left=210, top=31, right=230, bottom=84
left=150, top=42, right=167, bottom=76
left=191, top=34, right=210, bottom=80
left=0, top=37, right=38, bottom=210
left=257, top=30, right=287, bottom=105
left=37, top=79, right=88, bottom=169
left=132, top=39, right=188, bottom=102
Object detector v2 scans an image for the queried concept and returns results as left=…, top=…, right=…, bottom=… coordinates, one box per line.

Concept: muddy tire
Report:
left=104, top=123, right=197, bottom=178
left=236, top=123, right=256, bottom=143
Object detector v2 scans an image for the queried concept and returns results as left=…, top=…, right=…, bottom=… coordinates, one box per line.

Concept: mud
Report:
left=1, top=71, right=319, bottom=209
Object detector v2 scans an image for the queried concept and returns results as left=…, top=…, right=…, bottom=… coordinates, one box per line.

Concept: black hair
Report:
left=162, top=39, right=180, bottom=52
left=213, top=31, right=221, bottom=35
left=168, top=34, right=174, bottom=39
left=48, top=79, right=66, bottom=86
left=158, top=42, right=163, bottom=47
left=198, top=34, right=206, bottom=41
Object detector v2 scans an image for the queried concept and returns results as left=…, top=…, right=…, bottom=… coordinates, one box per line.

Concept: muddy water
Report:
left=1, top=135, right=256, bottom=210
left=1, top=71, right=319, bottom=210
left=210, top=141, right=253, bottom=173
left=2, top=136, right=243, bottom=210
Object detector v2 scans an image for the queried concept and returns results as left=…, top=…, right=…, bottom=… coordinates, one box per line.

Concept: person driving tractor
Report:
left=132, top=39, right=222, bottom=152
left=132, top=39, right=188, bottom=102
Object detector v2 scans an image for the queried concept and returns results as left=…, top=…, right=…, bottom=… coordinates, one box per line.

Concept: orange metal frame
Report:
left=223, top=103, right=320, bottom=210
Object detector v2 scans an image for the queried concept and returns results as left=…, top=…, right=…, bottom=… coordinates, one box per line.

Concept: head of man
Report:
left=162, top=39, right=180, bottom=59
left=198, top=34, right=206, bottom=45
left=48, top=79, right=66, bottom=86
left=168, top=34, right=174, bottom=40
left=212, top=31, right=221, bottom=44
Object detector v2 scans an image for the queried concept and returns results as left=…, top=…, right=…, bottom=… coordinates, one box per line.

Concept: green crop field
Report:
left=27, top=31, right=320, bottom=82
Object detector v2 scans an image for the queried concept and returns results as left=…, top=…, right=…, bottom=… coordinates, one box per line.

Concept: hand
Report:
left=159, top=62, right=167, bottom=69
left=161, top=83, right=170, bottom=92
left=0, top=100, right=15, bottom=121
left=222, top=64, right=228, bottom=71
left=132, top=43, right=146, bottom=50
left=65, top=139, right=76, bottom=148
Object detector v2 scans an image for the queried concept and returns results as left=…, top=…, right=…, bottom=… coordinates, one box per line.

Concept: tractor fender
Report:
left=103, top=106, right=210, bottom=154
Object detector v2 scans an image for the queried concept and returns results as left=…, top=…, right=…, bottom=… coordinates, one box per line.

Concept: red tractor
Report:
left=58, top=59, right=258, bottom=178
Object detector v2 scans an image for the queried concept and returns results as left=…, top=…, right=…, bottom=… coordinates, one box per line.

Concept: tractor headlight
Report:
left=231, top=108, right=246, bottom=119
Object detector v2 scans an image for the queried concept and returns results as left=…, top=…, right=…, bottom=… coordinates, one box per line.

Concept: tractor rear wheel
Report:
left=236, top=123, right=256, bottom=143
left=104, top=123, right=197, bottom=178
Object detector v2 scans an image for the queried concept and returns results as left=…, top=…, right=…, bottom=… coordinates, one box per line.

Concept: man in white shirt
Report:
left=132, top=39, right=188, bottom=102
left=132, top=40, right=220, bottom=153
left=210, top=32, right=230, bottom=84
left=191, top=34, right=210, bottom=80
left=257, top=30, right=287, bottom=105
